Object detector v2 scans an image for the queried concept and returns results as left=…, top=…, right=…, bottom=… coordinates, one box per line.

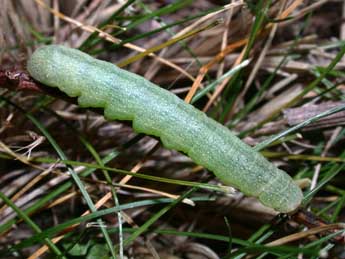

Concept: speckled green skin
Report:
left=27, top=45, right=303, bottom=212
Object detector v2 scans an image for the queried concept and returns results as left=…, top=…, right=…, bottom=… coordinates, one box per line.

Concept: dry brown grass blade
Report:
left=229, top=0, right=287, bottom=117
left=0, top=141, right=42, bottom=170
left=173, top=1, right=244, bottom=40
left=117, top=20, right=220, bottom=68
left=27, top=236, right=64, bottom=259
left=28, top=141, right=193, bottom=259
left=203, top=43, right=247, bottom=113
left=0, top=163, right=55, bottom=216
left=184, top=0, right=305, bottom=105
left=184, top=38, right=247, bottom=103
left=87, top=178, right=196, bottom=206
left=141, top=2, right=243, bottom=83
left=239, top=222, right=345, bottom=259
left=33, top=0, right=195, bottom=81
left=266, top=223, right=345, bottom=246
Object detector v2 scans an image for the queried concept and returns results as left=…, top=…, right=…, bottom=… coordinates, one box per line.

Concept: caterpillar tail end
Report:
left=258, top=177, right=303, bottom=213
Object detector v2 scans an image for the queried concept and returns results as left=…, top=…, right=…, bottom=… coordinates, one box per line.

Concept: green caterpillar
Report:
left=27, top=45, right=303, bottom=213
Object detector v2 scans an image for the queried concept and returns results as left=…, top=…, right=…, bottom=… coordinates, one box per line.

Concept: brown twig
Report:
left=0, top=69, right=43, bottom=92
left=0, top=68, right=79, bottom=104
left=292, top=209, right=345, bottom=244
left=284, top=101, right=345, bottom=131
